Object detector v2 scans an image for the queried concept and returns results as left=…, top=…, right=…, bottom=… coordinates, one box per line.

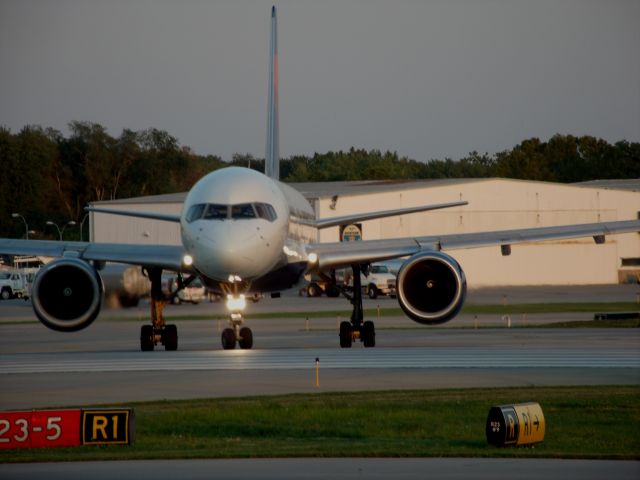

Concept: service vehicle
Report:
left=0, top=270, right=30, bottom=300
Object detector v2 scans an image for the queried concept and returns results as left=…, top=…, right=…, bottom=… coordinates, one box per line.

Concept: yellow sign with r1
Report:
left=81, top=409, right=135, bottom=446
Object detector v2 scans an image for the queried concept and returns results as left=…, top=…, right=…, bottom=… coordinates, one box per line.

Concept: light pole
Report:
left=80, top=213, right=89, bottom=242
left=46, top=220, right=76, bottom=241
left=11, top=213, right=29, bottom=239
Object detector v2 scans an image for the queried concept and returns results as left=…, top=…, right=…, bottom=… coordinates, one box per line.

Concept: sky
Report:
left=1, top=0, right=639, bottom=162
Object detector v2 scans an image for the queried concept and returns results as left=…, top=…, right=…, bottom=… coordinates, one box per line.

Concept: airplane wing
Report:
left=85, top=207, right=181, bottom=223
left=0, top=239, right=188, bottom=272
left=308, top=219, right=640, bottom=270
left=292, top=201, right=468, bottom=229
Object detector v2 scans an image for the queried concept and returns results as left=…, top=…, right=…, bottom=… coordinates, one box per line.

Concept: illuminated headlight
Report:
left=182, top=254, right=194, bottom=267
left=226, top=294, right=247, bottom=312
left=308, top=252, right=318, bottom=264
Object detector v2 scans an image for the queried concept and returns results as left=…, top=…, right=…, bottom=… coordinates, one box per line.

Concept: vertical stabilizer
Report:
left=265, top=5, right=280, bottom=180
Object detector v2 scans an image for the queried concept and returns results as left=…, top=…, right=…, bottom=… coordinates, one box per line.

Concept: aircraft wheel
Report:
left=140, top=325, right=154, bottom=351
left=362, top=320, right=375, bottom=348
left=221, top=328, right=236, bottom=350
left=164, top=324, right=178, bottom=351
left=339, top=321, right=352, bottom=348
left=238, top=327, right=253, bottom=349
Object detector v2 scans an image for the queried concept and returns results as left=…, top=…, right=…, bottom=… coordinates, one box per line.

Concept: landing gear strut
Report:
left=140, top=268, right=179, bottom=351
left=338, top=264, right=375, bottom=348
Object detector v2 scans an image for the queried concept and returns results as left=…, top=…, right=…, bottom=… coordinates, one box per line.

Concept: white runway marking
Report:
left=1, top=346, right=638, bottom=374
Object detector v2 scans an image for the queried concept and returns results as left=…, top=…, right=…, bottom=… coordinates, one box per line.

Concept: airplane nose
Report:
left=197, top=222, right=264, bottom=279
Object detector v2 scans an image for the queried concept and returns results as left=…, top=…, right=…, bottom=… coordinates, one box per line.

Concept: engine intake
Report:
left=396, top=251, right=466, bottom=325
left=32, top=258, right=104, bottom=331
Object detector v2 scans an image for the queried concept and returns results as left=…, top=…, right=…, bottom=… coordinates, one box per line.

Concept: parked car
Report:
left=175, top=277, right=207, bottom=304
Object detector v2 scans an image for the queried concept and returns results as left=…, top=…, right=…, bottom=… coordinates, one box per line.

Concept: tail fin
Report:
left=265, top=5, right=280, bottom=180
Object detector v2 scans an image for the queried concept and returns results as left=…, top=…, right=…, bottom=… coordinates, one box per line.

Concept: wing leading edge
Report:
left=0, top=239, right=188, bottom=272
left=307, top=219, right=640, bottom=271
left=292, top=200, right=468, bottom=229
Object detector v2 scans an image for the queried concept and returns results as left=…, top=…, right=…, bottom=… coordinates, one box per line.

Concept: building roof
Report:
left=93, top=176, right=638, bottom=206
left=573, top=179, right=640, bottom=192
left=93, top=178, right=489, bottom=205
left=289, top=178, right=487, bottom=199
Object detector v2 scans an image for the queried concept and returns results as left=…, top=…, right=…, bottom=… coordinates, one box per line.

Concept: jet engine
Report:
left=31, top=258, right=104, bottom=331
left=396, top=251, right=466, bottom=325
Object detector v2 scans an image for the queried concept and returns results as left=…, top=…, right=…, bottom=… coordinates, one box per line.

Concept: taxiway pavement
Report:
left=0, top=285, right=638, bottom=408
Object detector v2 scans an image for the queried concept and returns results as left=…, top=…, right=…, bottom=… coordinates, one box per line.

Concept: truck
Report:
left=0, top=270, right=31, bottom=300
left=353, top=263, right=397, bottom=299
left=304, top=263, right=397, bottom=299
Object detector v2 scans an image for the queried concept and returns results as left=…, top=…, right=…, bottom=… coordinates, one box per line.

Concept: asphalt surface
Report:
left=0, top=284, right=639, bottom=409
left=1, top=458, right=639, bottom=480
left=1, top=284, right=638, bottom=475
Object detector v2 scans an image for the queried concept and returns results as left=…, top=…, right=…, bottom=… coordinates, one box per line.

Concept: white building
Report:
left=89, top=178, right=640, bottom=286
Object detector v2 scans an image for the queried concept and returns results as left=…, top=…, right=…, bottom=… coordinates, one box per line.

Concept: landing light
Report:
left=226, top=294, right=247, bottom=312
left=182, top=254, right=194, bottom=266
left=308, top=253, right=318, bottom=264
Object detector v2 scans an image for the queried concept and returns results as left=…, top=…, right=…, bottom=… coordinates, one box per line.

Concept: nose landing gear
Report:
left=221, top=311, right=254, bottom=350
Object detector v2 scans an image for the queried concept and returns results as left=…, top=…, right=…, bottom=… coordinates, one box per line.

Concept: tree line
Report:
left=1, top=121, right=638, bottom=239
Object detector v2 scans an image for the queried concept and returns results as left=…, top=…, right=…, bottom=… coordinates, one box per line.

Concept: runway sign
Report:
left=486, top=402, right=545, bottom=446
left=0, top=408, right=134, bottom=449
left=82, top=409, right=135, bottom=445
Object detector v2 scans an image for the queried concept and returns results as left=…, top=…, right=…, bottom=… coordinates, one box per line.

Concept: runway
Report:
left=0, top=314, right=638, bottom=409
left=1, top=285, right=639, bottom=410
left=1, top=343, right=638, bottom=374
left=1, top=286, right=639, bottom=475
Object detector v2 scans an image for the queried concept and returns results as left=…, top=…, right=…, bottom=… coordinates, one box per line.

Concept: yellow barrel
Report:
left=486, top=402, right=545, bottom=446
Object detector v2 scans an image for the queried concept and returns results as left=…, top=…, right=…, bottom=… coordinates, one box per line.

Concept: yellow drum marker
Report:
left=486, top=402, right=545, bottom=446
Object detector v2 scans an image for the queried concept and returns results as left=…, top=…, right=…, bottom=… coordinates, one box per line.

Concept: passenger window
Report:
left=204, top=204, right=228, bottom=220
left=186, top=204, right=206, bottom=223
left=231, top=204, right=256, bottom=219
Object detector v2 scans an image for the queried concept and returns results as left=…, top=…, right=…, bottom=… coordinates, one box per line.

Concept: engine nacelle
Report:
left=32, top=258, right=104, bottom=332
left=396, top=251, right=467, bottom=325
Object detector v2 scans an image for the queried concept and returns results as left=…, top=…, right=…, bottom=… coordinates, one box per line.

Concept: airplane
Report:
left=1, top=6, right=639, bottom=351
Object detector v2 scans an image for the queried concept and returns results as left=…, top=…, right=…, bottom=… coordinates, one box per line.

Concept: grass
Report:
left=1, top=386, right=639, bottom=462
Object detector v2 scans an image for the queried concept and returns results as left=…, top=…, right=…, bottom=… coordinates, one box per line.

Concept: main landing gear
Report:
left=338, top=264, right=376, bottom=348
left=140, top=268, right=183, bottom=351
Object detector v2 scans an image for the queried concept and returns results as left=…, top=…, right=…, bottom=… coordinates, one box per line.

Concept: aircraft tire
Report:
left=221, top=328, right=236, bottom=350
left=140, top=325, right=154, bottom=351
left=164, top=324, right=178, bottom=351
left=363, top=320, right=375, bottom=348
left=339, top=321, right=352, bottom=348
left=238, top=327, right=253, bottom=349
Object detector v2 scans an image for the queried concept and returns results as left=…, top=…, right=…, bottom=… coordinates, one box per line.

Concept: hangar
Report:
left=89, top=177, right=640, bottom=286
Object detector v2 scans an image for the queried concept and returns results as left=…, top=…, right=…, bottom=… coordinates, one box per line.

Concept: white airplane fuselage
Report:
left=180, top=166, right=312, bottom=285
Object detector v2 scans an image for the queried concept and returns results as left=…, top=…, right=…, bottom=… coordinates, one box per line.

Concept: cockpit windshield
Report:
left=186, top=202, right=277, bottom=223
left=204, top=204, right=227, bottom=220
